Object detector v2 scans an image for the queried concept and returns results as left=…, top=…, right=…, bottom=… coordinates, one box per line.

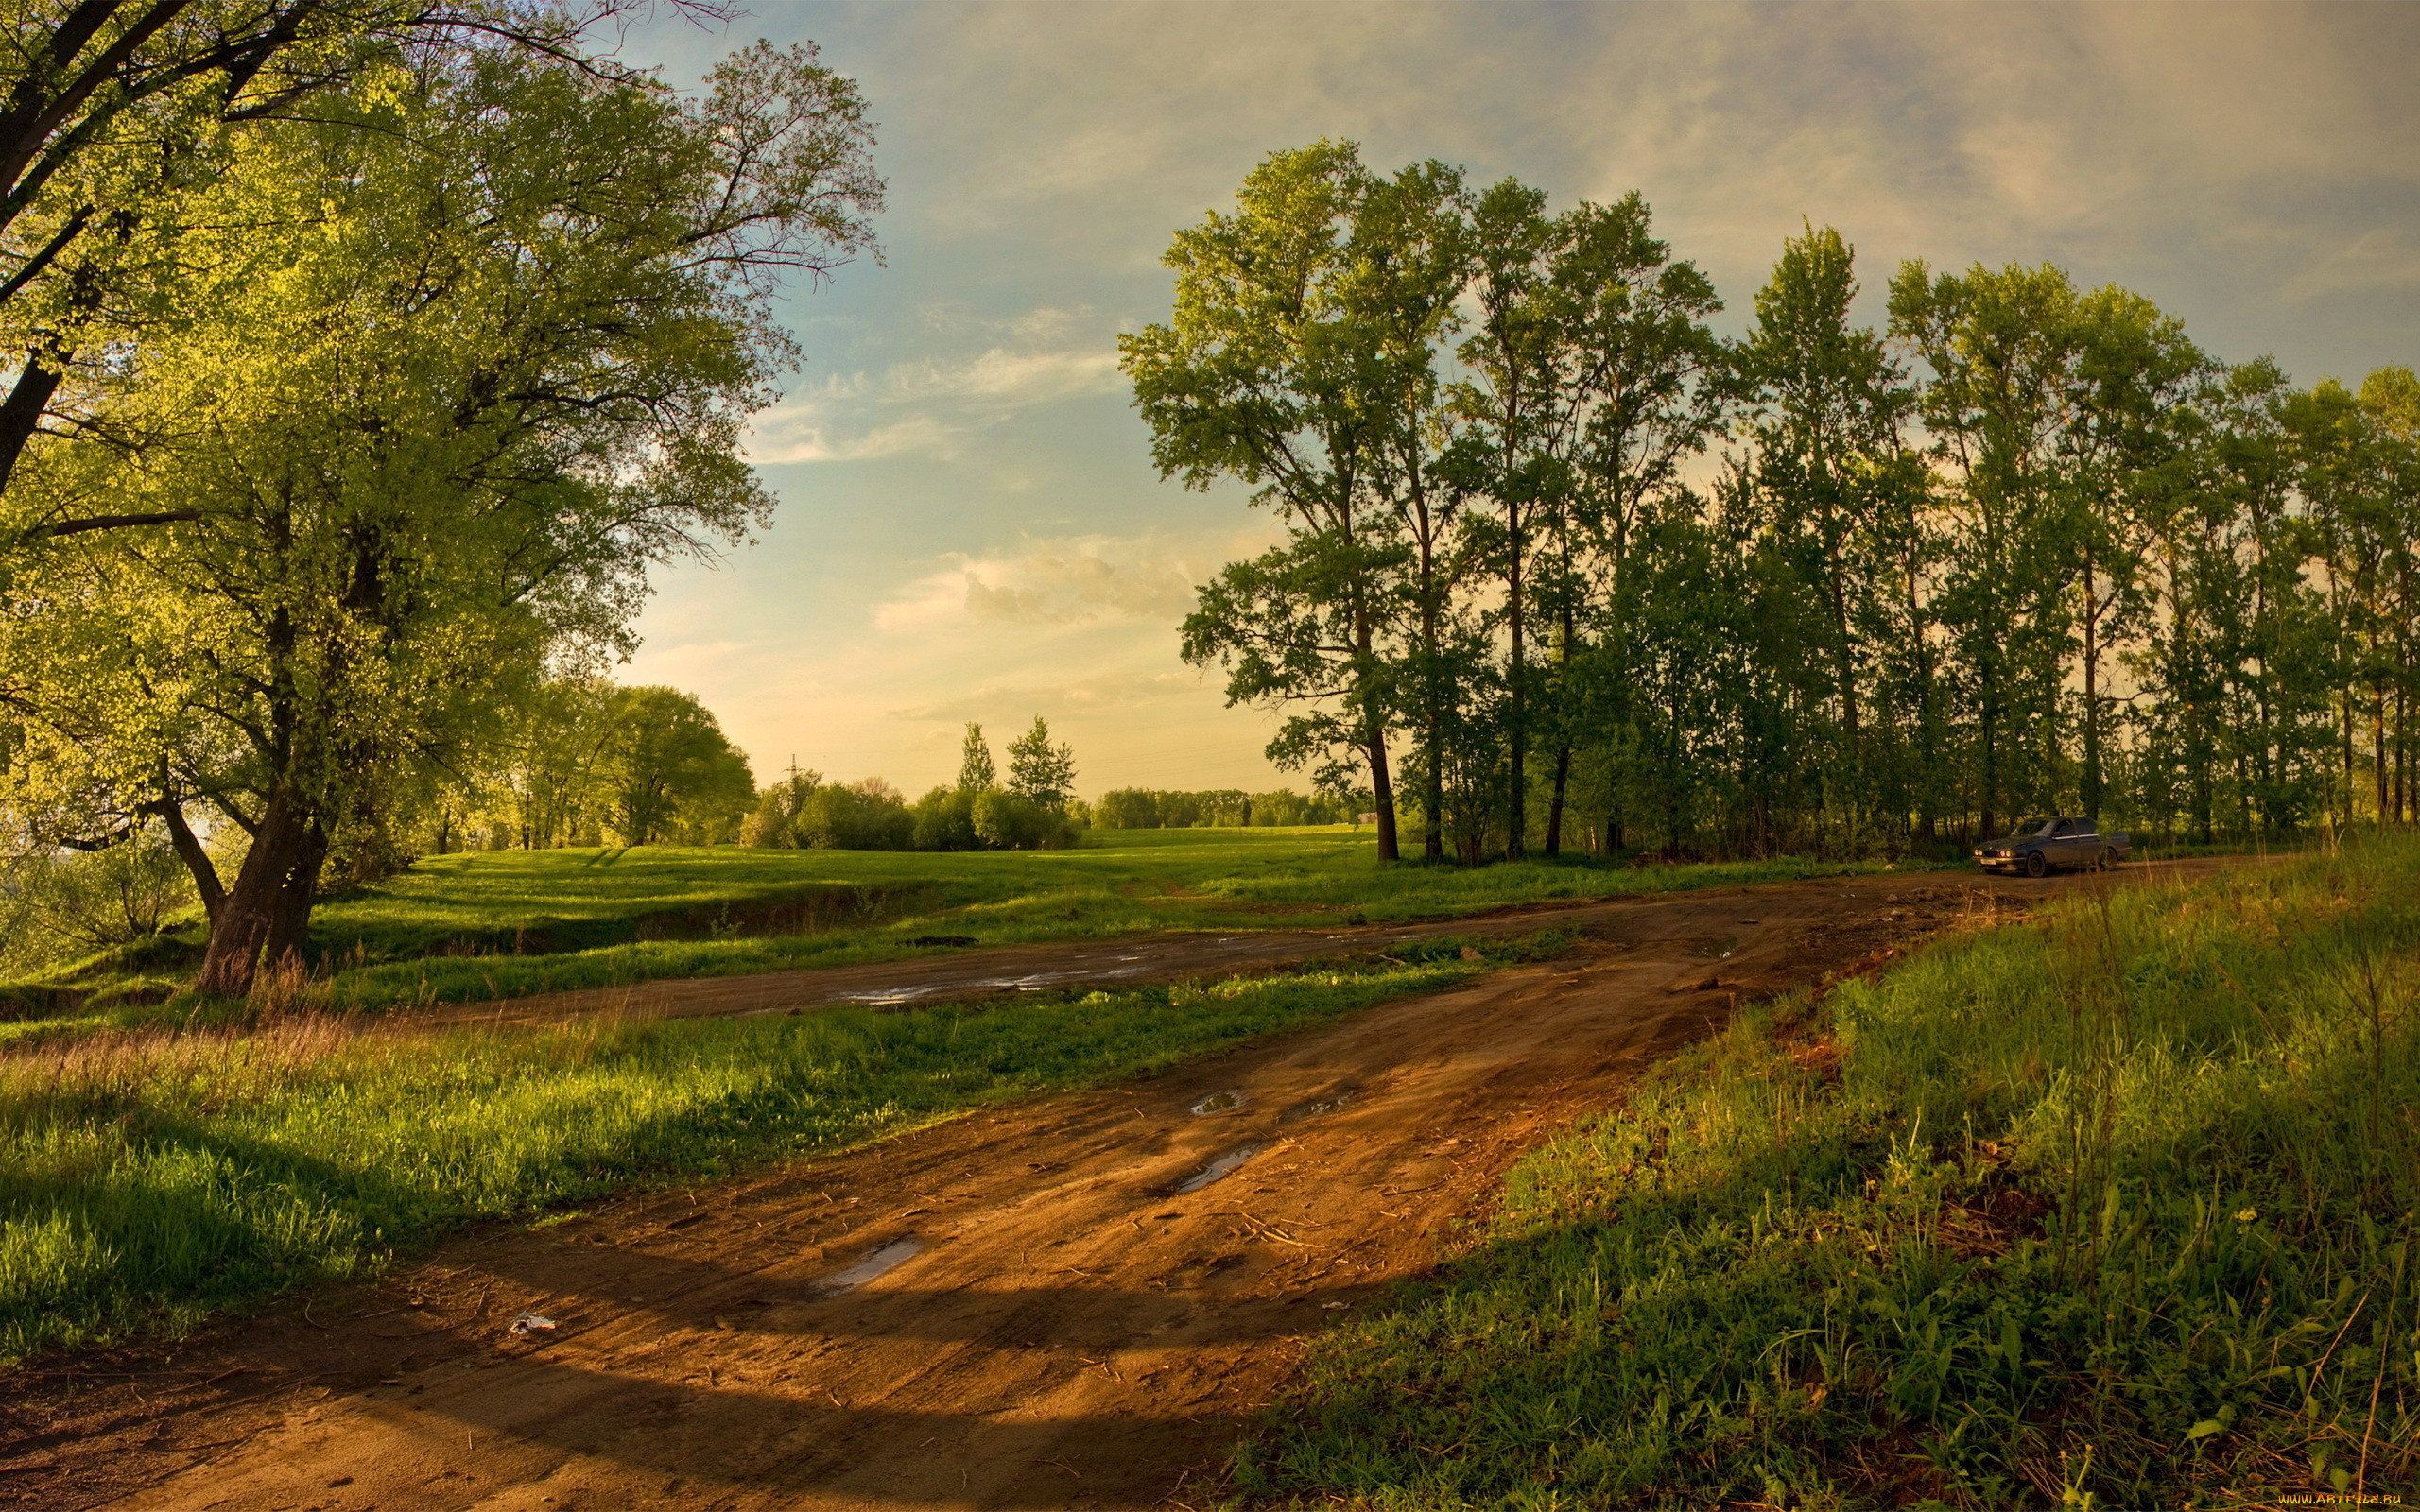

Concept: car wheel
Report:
left=2024, top=849, right=2048, bottom=878
left=2097, top=846, right=2117, bottom=870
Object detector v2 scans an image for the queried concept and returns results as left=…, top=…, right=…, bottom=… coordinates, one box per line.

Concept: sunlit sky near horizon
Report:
left=612, top=1, right=2420, bottom=799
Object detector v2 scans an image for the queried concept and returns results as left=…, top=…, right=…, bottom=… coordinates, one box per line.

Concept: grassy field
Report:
left=9, top=827, right=1913, bottom=1027
left=0, top=931, right=1572, bottom=1366
left=1240, top=835, right=2420, bottom=1511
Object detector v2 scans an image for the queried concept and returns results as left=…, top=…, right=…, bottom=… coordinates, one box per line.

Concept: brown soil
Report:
left=3, top=861, right=2240, bottom=1512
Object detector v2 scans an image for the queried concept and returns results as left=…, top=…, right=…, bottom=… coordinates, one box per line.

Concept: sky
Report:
left=610, top=1, right=2420, bottom=799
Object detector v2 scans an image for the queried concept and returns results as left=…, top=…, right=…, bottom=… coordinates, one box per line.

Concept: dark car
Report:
left=1975, top=816, right=2130, bottom=877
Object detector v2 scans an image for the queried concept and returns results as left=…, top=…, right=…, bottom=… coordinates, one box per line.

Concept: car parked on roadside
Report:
left=1974, top=816, right=2130, bottom=877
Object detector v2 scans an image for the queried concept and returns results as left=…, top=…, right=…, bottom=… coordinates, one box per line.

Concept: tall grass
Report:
left=1247, top=836, right=2420, bottom=1510
left=0, top=935, right=1545, bottom=1366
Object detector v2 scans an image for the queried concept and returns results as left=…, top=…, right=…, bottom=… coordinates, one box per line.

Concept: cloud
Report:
left=2281, top=226, right=2420, bottom=304
left=744, top=324, right=1126, bottom=465
left=872, top=531, right=1244, bottom=633
left=887, top=667, right=1208, bottom=724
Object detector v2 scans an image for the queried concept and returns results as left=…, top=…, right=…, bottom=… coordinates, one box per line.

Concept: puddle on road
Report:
left=1190, top=1091, right=1247, bottom=1115
left=813, top=1235, right=925, bottom=1295
left=1174, top=1145, right=1262, bottom=1194
left=1693, top=936, right=1738, bottom=960
left=1282, top=1091, right=1355, bottom=1124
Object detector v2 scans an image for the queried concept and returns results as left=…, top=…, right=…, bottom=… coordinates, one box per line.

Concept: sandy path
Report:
left=4, top=864, right=2236, bottom=1512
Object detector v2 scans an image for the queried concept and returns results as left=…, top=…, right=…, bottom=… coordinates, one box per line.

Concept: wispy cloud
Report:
left=746, top=317, right=1127, bottom=464
left=873, top=531, right=1253, bottom=633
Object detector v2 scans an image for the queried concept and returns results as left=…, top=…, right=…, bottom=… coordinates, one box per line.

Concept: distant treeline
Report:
left=1092, top=788, right=1363, bottom=829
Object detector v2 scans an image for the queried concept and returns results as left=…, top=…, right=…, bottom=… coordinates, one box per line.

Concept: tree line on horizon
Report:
left=1124, top=142, right=2420, bottom=864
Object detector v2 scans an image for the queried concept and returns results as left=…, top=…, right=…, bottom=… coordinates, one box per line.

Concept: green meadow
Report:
left=1244, top=835, right=2420, bottom=1510
left=9, top=827, right=1911, bottom=1029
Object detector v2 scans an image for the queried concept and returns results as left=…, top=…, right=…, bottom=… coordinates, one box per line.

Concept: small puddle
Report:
left=814, top=1235, right=925, bottom=1294
left=1189, top=1091, right=1247, bottom=1115
left=1173, top=1144, right=1261, bottom=1194
left=1693, top=936, right=1738, bottom=960
left=1283, top=1091, right=1354, bottom=1124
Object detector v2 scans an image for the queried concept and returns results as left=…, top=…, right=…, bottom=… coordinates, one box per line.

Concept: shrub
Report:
left=910, top=786, right=979, bottom=850
left=971, top=790, right=1078, bottom=850
left=795, top=781, right=914, bottom=851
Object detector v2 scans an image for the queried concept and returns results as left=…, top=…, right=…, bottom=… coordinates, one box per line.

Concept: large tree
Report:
left=0, top=36, right=880, bottom=994
left=1125, top=141, right=1418, bottom=860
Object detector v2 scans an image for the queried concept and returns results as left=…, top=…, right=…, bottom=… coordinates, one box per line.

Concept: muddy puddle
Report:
left=1693, top=936, right=1738, bottom=959
left=1189, top=1091, right=1247, bottom=1115
left=812, top=1236, right=925, bottom=1295
left=1172, top=1145, right=1261, bottom=1194
left=1283, top=1091, right=1354, bottom=1124
left=828, top=957, right=1160, bottom=1009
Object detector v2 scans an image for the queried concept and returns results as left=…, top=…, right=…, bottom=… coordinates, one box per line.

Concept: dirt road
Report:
left=422, top=864, right=2068, bottom=1030
left=5, top=864, right=2231, bottom=1511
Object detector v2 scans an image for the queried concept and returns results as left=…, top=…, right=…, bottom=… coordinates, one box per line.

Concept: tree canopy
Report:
left=1132, top=142, right=2420, bottom=863
left=0, top=22, right=881, bottom=993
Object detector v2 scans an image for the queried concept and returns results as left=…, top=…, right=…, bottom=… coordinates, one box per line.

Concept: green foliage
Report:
left=1133, top=147, right=2420, bottom=868
left=596, top=687, right=756, bottom=846
left=0, top=29, right=883, bottom=997
left=910, top=785, right=981, bottom=850
left=957, top=723, right=997, bottom=794
left=1248, top=838, right=2420, bottom=1510
left=0, top=945, right=1538, bottom=1365
left=970, top=789, right=1076, bottom=850
left=1093, top=786, right=1361, bottom=828
left=1004, top=716, right=1078, bottom=811
left=0, top=837, right=193, bottom=979
left=794, top=779, right=916, bottom=851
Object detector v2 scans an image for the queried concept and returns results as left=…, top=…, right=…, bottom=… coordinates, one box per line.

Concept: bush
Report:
left=910, top=786, right=979, bottom=850
left=971, top=790, right=1077, bottom=850
left=794, top=781, right=914, bottom=851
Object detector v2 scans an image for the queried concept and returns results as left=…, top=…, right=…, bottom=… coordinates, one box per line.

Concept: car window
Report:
left=2052, top=819, right=2075, bottom=836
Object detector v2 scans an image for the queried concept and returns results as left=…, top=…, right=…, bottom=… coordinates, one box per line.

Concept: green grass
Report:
left=7, top=828, right=1915, bottom=1029
left=0, top=932, right=1563, bottom=1366
left=1243, top=836, right=2420, bottom=1511
left=304, top=831, right=1911, bottom=1011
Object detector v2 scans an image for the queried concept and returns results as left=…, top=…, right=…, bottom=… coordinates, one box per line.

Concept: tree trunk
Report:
left=1544, top=745, right=1570, bottom=856
left=2080, top=558, right=2103, bottom=822
left=157, top=802, right=226, bottom=928
left=1366, top=725, right=1398, bottom=862
left=1505, top=502, right=1526, bottom=860
left=194, top=782, right=310, bottom=998
left=0, top=355, right=61, bottom=495
left=2377, top=688, right=2390, bottom=824
left=262, top=819, right=329, bottom=973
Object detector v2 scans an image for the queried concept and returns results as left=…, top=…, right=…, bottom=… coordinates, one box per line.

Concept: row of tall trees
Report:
left=0, top=5, right=883, bottom=991
left=1127, top=142, right=2420, bottom=863
left=1092, top=787, right=1359, bottom=829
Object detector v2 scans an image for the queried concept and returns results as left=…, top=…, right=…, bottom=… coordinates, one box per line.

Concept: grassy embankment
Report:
left=8, top=827, right=1911, bottom=1028
left=1246, top=837, right=2420, bottom=1510
left=0, top=930, right=1569, bottom=1366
